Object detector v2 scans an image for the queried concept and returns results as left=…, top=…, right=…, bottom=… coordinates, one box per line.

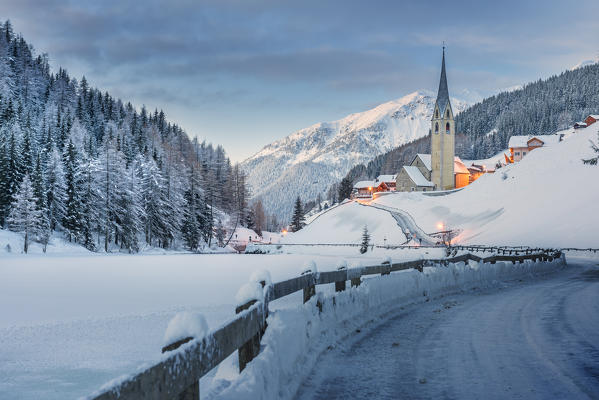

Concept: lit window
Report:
left=445, top=122, right=450, bottom=134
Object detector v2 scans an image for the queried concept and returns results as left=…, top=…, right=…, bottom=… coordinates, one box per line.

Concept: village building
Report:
left=395, top=153, right=471, bottom=191
left=573, top=115, right=598, bottom=130
left=467, top=163, right=494, bottom=183
left=584, top=114, right=599, bottom=127
left=374, top=174, right=397, bottom=191
left=353, top=180, right=389, bottom=198
left=508, top=134, right=562, bottom=162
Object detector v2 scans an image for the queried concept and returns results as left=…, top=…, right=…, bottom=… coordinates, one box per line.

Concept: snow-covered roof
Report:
left=414, top=153, right=432, bottom=171
left=574, top=122, right=587, bottom=126
left=454, top=157, right=470, bottom=174
left=354, top=180, right=375, bottom=189
left=375, top=174, right=396, bottom=183
left=508, top=134, right=561, bottom=148
left=402, top=166, right=434, bottom=187
left=588, top=114, right=599, bottom=119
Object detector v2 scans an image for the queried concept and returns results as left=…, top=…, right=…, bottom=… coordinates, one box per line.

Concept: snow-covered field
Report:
left=0, top=246, right=446, bottom=399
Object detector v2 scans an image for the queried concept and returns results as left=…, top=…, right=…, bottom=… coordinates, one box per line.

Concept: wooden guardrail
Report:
left=91, top=248, right=565, bottom=400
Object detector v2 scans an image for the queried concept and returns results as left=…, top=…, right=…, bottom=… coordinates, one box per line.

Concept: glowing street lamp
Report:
left=437, top=222, right=444, bottom=231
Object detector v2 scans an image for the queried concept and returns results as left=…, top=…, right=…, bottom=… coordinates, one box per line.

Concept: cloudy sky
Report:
left=5, top=0, right=599, bottom=161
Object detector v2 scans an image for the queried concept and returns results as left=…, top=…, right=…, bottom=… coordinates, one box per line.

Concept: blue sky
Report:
left=5, top=0, right=599, bottom=161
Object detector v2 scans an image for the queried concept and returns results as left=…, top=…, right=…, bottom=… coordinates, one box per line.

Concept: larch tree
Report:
left=7, top=175, right=42, bottom=253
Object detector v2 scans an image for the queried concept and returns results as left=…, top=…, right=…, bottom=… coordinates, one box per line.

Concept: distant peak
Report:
left=570, top=56, right=599, bottom=71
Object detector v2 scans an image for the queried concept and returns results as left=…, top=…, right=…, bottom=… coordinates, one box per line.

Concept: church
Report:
left=396, top=48, right=469, bottom=192
left=352, top=48, right=488, bottom=198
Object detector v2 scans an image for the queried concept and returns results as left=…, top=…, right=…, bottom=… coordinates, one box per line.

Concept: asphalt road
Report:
left=295, top=257, right=599, bottom=400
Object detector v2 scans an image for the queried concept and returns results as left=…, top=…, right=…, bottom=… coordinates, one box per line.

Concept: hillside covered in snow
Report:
left=242, top=91, right=467, bottom=220
left=291, top=125, right=599, bottom=248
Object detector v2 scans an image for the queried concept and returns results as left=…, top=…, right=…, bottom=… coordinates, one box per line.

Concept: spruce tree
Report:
left=582, top=132, right=599, bottom=165
left=291, top=196, right=305, bottom=232
left=360, top=225, right=370, bottom=254
left=338, top=177, right=353, bottom=202
left=62, top=140, right=82, bottom=242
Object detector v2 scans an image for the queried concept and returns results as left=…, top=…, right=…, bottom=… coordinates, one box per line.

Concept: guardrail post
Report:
left=302, top=272, right=316, bottom=303
left=381, top=260, right=391, bottom=276
left=335, top=266, right=347, bottom=292
left=236, top=299, right=260, bottom=372
left=161, top=338, right=199, bottom=399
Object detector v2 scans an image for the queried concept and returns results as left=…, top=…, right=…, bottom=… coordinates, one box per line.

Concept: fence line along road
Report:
left=90, top=247, right=580, bottom=400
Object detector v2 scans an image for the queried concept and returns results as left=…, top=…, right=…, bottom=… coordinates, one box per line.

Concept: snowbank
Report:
left=209, top=257, right=566, bottom=399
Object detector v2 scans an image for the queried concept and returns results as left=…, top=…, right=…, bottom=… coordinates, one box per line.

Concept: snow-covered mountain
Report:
left=241, top=91, right=468, bottom=220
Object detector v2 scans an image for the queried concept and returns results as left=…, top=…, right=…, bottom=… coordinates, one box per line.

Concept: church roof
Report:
left=375, top=174, right=397, bottom=183
left=413, top=153, right=432, bottom=171
left=402, top=166, right=434, bottom=187
left=434, top=48, right=451, bottom=116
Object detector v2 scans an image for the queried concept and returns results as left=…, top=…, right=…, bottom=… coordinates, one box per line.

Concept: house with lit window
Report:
left=374, top=174, right=397, bottom=191
left=508, top=134, right=562, bottom=162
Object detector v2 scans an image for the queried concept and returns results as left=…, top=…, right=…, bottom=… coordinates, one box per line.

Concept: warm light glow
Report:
left=368, top=187, right=372, bottom=191
left=437, top=222, right=444, bottom=230
left=282, top=229, right=287, bottom=235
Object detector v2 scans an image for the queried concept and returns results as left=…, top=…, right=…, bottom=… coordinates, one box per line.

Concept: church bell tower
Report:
left=431, top=47, right=455, bottom=190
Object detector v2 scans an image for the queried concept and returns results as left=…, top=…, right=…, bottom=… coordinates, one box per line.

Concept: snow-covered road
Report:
left=295, top=257, right=599, bottom=399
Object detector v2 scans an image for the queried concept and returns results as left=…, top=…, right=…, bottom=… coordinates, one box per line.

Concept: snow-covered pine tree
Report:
left=0, top=130, right=22, bottom=225
left=582, top=132, right=599, bottom=166
left=44, top=145, right=66, bottom=231
left=62, top=140, right=82, bottom=242
left=290, top=196, right=305, bottom=232
left=252, top=200, right=266, bottom=237
left=7, top=175, right=42, bottom=253
left=181, top=165, right=201, bottom=251
left=117, top=157, right=143, bottom=252
left=338, top=177, right=353, bottom=202
left=360, top=225, right=370, bottom=254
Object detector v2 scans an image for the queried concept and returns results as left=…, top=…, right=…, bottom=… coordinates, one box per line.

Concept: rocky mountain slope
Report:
left=242, top=91, right=467, bottom=220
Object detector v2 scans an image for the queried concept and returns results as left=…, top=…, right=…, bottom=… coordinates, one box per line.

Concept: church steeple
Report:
left=430, top=46, right=455, bottom=191
left=434, top=46, right=451, bottom=117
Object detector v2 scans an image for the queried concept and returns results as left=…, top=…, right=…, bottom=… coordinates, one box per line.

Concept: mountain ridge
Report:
left=242, top=91, right=468, bottom=220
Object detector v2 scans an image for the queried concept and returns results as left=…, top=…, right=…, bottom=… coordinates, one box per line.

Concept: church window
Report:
left=446, top=110, right=450, bottom=118
left=435, top=109, right=439, bottom=118
left=445, top=122, right=450, bottom=134
left=435, top=122, right=439, bottom=133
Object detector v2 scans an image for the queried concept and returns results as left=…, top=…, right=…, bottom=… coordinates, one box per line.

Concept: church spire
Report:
left=435, top=46, right=451, bottom=116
